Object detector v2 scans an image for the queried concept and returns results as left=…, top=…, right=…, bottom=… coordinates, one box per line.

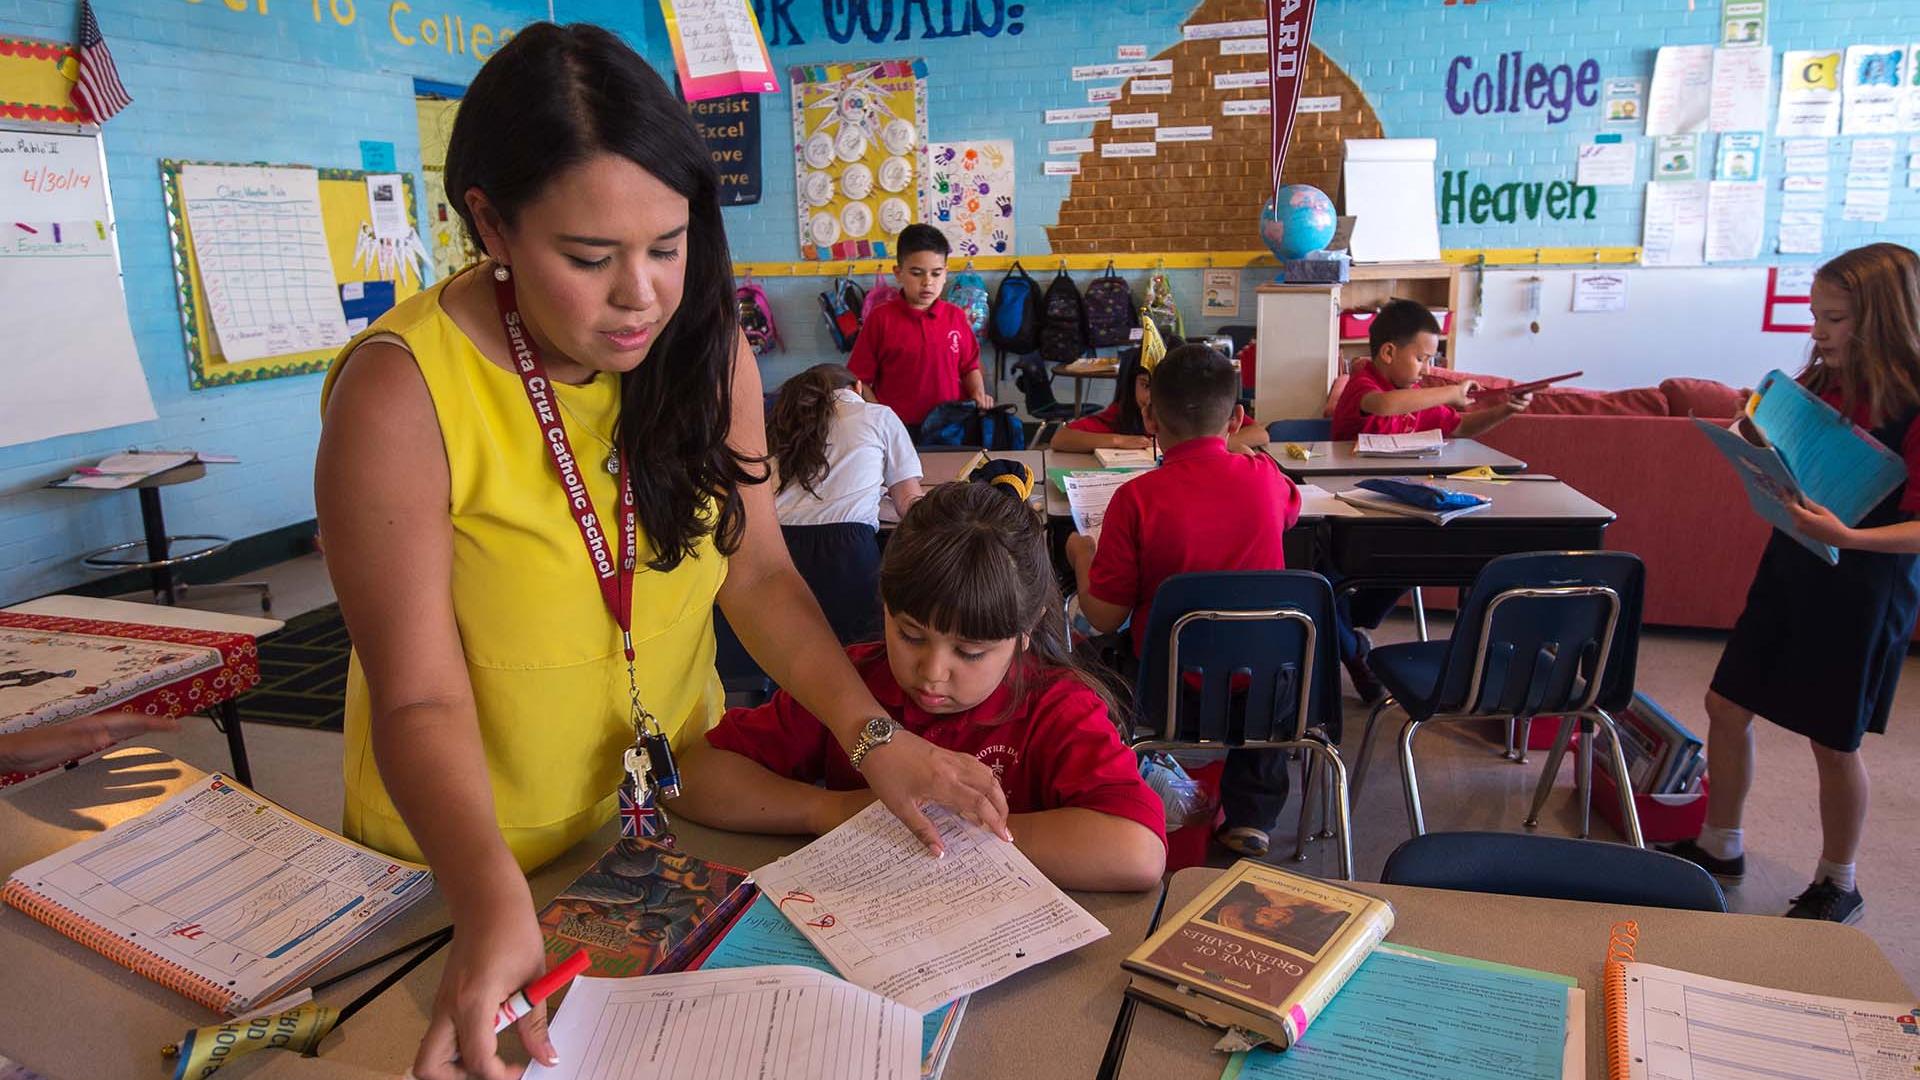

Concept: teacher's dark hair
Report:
left=444, top=22, right=757, bottom=571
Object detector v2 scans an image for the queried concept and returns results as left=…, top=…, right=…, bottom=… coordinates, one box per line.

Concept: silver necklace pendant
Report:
left=605, top=449, right=621, bottom=475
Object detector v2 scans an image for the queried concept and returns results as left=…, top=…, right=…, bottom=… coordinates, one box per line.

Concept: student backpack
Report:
left=817, top=274, right=866, bottom=353
left=948, top=268, right=991, bottom=338
left=990, top=262, right=1043, bottom=355
left=916, top=401, right=1029, bottom=451
left=1142, top=268, right=1184, bottom=341
left=1083, top=262, right=1137, bottom=349
left=736, top=279, right=782, bottom=356
left=1038, top=269, right=1089, bottom=364
left=860, top=271, right=899, bottom=323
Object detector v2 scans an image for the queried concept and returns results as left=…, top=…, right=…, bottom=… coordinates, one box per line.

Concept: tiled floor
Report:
left=141, top=553, right=1920, bottom=989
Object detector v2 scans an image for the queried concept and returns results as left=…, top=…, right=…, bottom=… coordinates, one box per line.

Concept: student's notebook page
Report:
left=1295, top=483, right=1364, bottom=518
left=1063, top=469, right=1135, bottom=542
left=1354, top=430, right=1444, bottom=456
left=1621, top=961, right=1919, bottom=1079
left=4, top=773, right=431, bottom=1013
left=1750, top=369, right=1907, bottom=525
left=751, top=801, right=1109, bottom=1013
left=526, top=968, right=920, bottom=1080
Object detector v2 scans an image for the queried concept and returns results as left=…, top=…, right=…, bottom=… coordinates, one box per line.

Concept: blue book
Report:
left=1748, top=370, right=1906, bottom=526
left=1693, top=416, right=1839, bottom=565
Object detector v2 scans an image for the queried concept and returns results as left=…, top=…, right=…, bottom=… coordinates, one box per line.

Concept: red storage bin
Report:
left=1589, top=768, right=1710, bottom=844
left=1338, top=309, right=1377, bottom=339
left=1165, top=758, right=1225, bottom=872
left=1432, top=308, right=1453, bottom=334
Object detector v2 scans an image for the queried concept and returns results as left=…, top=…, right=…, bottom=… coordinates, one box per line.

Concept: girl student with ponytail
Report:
left=670, top=482, right=1169, bottom=892
left=766, top=363, right=924, bottom=643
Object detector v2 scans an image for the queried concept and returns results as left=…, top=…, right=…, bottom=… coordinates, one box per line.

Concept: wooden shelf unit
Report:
left=1338, top=261, right=1462, bottom=371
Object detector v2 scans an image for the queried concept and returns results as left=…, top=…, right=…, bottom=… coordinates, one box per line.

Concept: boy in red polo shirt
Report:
left=1065, top=344, right=1303, bottom=858
left=849, top=225, right=992, bottom=430
left=1327, top=299, right=1531, bottom=701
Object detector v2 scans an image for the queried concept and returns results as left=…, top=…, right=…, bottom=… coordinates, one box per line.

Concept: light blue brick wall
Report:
left=664, top=0, right=1920, bottom=385
left=0, top=0, right=648, bottom=603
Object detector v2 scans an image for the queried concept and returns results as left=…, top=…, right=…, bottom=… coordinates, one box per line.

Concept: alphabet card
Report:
left=790, top=58, right=930, bottom=260
left=925, top=140, right=1014, bottom=259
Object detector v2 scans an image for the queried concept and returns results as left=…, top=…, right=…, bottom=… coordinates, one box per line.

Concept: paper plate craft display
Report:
left=925, top=140, right=1015, bottom=259
left=790, top=58, right=930, bottom=260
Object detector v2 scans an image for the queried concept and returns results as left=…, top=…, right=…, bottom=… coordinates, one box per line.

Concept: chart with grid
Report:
left=180, top=164, right=349, bottom=363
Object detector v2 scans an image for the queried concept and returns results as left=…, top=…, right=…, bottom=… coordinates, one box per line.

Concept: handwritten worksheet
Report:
left=661, top=0, right=779, bottom=101
left=751, top=802, right=1108, bottom=1013
left=1063, top=470, right=1138, bottom=542
left=528, top=968, right=920, bottom=1080
left=180, top=164, right=349, bottom=363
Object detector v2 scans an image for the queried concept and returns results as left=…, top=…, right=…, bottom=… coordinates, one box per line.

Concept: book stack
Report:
left=1608, top=693, right=1706, bottom=796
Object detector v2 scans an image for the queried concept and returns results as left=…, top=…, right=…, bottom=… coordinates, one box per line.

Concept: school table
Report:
left=1266, top=438, right=1527, bottom=479
left=1109, top=866, right=1915, bottom=1080
left=0, top=749, right=1163, bottom=1080
left=883, top=447, right=1047, bottom=525
left=1056, top=357, right=1121, bottom=414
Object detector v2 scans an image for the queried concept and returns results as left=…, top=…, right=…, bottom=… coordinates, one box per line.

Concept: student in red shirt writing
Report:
left=1065, top=344, right=1303, bottom=858
left=1050, top=333, right=1270, bottom=455
left=670, top=482, right=1167, bottom=892
left=849, top=225, right=992, bottom=430
left=1327, top=300, right=1531, bottom=701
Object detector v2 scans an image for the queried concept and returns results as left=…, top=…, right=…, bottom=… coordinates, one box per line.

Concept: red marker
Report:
left=492, top=949, right=590, bottom=1033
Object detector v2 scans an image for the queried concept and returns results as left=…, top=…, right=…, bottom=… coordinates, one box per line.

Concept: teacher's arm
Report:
left=315, top=342, right=555, bottom=1080
left=715, top=337, right=1010, bottom=853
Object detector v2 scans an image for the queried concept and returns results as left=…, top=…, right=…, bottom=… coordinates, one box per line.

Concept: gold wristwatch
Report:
left=847, top=716, right=898, bottom=771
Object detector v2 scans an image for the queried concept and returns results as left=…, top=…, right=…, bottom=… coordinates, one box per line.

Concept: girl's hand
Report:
left=859, top=728, right=1010, bottom=854
left=1113, top=434, right=1154, bottom=450
left=412, top=890, right=558, bottom=1080
left=1788, top=498, right=1854, bottom=547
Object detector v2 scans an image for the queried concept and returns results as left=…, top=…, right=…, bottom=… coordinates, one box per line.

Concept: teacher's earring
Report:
left=492, top=263, right=511, bottom=282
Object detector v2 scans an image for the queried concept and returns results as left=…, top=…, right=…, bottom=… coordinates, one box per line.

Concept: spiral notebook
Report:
left=1603, top=921, right=1920, bottom=1079
left=2, top=773, right=432, bottom=1016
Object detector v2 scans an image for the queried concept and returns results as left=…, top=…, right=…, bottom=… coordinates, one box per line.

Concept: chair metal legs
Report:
left=1524, top=716, right=1578, bottom=829
left=1588, top=707, right=1645, bottom=848
left=1521, top=711, right=1642, bottom=847
left=1399, top=716, right=1431, bottom=837
left=1411, top=587, right=1429, bottom=642
left=1349, top=695, right=1396, bottom=801
left=1502, top=717, right=1532, bottom=763
left=1299, top=737, right=1353, bottom=879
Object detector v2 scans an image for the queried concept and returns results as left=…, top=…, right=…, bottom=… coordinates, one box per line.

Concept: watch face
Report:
left=863, top=716, right=895, bottom=741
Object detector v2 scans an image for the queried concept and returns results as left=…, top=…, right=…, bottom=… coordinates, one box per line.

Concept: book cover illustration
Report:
left=1139, top=876, right=1359, bottom=1006
left=537, top=837, right=751, bottom=978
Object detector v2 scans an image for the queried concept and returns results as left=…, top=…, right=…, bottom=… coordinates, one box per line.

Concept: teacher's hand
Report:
left=861, top=728, right=1011, bottom=855
left=412, top=889, right=557, bottom=1080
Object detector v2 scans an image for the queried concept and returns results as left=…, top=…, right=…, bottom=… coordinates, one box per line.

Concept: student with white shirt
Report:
left=768, top=363, right=924, bottom=643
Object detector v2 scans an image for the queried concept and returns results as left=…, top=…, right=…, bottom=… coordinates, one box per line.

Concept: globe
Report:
left=1260, top=184, right=1337, bottom=260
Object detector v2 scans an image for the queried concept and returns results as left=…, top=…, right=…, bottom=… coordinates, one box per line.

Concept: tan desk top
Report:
left=1, top=749, right=1159, bottom=1080
left=1307, top=472, right=1615, bottom=524
left=1115, top=867, right=1915, bottom=1080
left=1267, top=438, right=1526, bottom=477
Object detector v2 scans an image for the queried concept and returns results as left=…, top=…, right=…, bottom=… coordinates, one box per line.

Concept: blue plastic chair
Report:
left=1381, top=831, right=1726, bottom=912
left=1266, top=418, right=1333, bottom=443
left=1126, top=571, right=1353, bottom=878
left=1349, top=551, right=1648, bottom=846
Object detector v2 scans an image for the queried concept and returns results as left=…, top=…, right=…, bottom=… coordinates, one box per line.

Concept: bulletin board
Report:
left=0, top=33, right=84, bottom=123
left=160, top=160, right=421, bottom=390
left=789, top=58, right=929, bottom=261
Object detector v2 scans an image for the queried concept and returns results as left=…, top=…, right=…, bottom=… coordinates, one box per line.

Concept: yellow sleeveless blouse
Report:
left=320, top=278, right=727, bottom=872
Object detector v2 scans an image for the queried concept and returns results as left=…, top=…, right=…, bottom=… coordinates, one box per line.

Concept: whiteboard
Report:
left=1456, top=267, right=1808, bottom=391
left=1342, top=139, right=1441, bottom=263
left=0, top=122, right=154, bottom=449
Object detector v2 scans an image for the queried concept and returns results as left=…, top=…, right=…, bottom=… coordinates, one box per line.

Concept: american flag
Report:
left=618, top=782, right=670, bottom=841
left=71, top=1, right=132, bottom=124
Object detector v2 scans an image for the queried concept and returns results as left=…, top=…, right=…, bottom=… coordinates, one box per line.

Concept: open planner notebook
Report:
left=2, top=773, right=432, bottom=1015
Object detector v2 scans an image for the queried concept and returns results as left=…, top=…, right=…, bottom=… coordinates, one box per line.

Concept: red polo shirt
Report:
left=705, top=641, right=1167, bottom=846
left=1086, top=437, right=1301, bottom=656
left=848, top=298, right=981, bottom=427
left=1822, top=388, right=1920, bottom=514
left=1330, top=362, right=1462, bottom=441
left=1069, top=402, right=1248, bottom=436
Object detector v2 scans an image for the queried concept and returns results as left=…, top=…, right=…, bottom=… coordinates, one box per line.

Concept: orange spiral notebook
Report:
left=1602, top=919, right=1920, bottom=1079
left=3, top=773, right=432, bottom=1016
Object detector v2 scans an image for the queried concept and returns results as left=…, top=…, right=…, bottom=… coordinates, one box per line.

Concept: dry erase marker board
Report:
left=160, top=159, right=421, bottom=390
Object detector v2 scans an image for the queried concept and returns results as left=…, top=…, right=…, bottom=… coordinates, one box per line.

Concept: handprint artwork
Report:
left=926, top=139, right=1014, bottom=262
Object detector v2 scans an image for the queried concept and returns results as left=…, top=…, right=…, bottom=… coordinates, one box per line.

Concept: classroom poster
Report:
left=925, top=140, right=1013, bottom=259
left=790, top=59, right=930, bottom=260
left=1646, top=44, right=1713, bottom=135
left=1710, top=46, right=1772, bottom=131
left=1576, top=139, right=1637, bottom=186
left=1715, top=132, right=1764, bottom=181
left=1723, top=0, right=1767, bottom=47
left=1705, top=181, right=1765, bottom=262
left=690, top=93, right=762, bottom=206
left=1202, top=269, right=1241, bottom=317
left=1778, top=50, right=1842, bottom=137
left=180, top=164, right=350, bottom=363
left=1571, top=271, right=1629, bottom=313
left=1903, top=45, right=1920, bottom=131
left=660, top=0, right=779, bottom=102
left=1641, top=181, right=1709, bottom=266
left=1842, top=44, right=1906, bottom=135
left=1604, top=78, right=1644, bottom=126
left=1654, top=134, right=1702, bottom=181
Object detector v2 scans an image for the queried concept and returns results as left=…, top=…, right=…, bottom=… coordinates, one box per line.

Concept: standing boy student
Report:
left=1066, top=344, right=1303, bottom=858
left=1327, top=299, right=1532, bottom=701
left=849, top=224, right=993, bottom=429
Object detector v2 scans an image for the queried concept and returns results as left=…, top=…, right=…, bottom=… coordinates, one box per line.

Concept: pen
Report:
left=494, top=949, right=591, bottom=1033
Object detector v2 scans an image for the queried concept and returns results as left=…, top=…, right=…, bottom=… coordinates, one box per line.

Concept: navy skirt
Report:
left=783, top=522, right=884, bottom=646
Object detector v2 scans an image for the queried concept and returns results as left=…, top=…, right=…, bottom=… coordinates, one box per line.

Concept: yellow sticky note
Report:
left=1447, top=465, right=1511, bottom=485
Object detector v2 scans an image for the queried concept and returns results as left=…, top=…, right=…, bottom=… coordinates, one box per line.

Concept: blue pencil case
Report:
left=1356, top=478, right=1489, bottom=512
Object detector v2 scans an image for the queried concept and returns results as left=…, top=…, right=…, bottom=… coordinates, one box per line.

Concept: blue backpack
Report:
left=990, top=262, right=1043, bottom=355
left=948, top=269, right=991, bottom=338
left=916, top=402, right=1028, bottom=450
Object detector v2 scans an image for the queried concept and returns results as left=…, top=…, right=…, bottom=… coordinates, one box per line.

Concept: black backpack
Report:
left=990, top=262, right=1044, bottom=355
left=817, top=275, right=866, bottom=353
left=1083, top=262, right=1136, bottom=348
left=1038, top=269, right=1089, bottom=364
left=917, top=401, right=1028, bottom=450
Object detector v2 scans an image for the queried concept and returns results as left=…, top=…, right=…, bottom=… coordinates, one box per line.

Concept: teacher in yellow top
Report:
left=315, top=22, right=1011, bottom=1080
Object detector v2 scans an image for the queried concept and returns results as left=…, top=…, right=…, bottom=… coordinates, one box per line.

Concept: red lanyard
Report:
left=495, top=274, right=639, bottom=664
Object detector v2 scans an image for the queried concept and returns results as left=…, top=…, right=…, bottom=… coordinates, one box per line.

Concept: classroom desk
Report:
left=1267, top=438, right=1526, bottom=479
left=1113, top=867, right=1915, bottom=1080
left=883, top=447, right=1047, bottom=525
left=0, top=749, right=1161, bottom=1080
left=1056, top=358, right=1120, bottom=414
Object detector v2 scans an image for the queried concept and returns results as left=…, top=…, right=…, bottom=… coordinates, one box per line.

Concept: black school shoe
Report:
left=1786, top=878, right=1865, bottom=924
left=1657, top=838, right=1746, bottom=884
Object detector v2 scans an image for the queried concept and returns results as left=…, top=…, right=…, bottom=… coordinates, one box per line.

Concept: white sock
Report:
left=1696, top=824, right=1744, bottom=860
left=1816, top=859, right=1856, bottom=892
